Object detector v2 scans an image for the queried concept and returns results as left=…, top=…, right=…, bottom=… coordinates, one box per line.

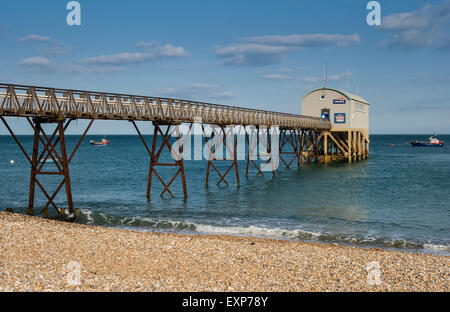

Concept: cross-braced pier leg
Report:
left=279, top=128, right=301, bottom=170
left=245, top=126, right=264, bottom=177
left=296, top=129, right=303, bottom=167
left=312, top=131, right=321, bottom=162
left=0, top=116, right=93, bottom=216
left=131, top=121, right=190, bottom=198
left=245, top=126, right=276, bottom=177
left=316, top=130, right=371, bottom=163
left=301, top=130, right=321, bottom=163
left=299, top=130, right=305, bottom=164
left=302, top=130, right=313, bottom=163
left=203, top=124, right=240, bottom=187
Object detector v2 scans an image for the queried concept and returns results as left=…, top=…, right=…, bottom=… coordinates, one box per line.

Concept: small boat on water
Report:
left=410, top=134, right=443, bottom=147
left=90, top=137, right=111, bottom=146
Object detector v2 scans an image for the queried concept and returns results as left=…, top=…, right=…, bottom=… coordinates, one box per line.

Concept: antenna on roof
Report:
left=323, top=61, right=327, bottom=89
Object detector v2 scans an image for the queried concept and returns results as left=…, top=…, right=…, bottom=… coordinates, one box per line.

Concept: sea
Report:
left=1, top=134, right=449, bottom=255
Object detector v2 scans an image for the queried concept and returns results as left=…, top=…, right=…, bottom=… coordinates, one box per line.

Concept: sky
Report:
left=0, top=0, right=449, bottom=134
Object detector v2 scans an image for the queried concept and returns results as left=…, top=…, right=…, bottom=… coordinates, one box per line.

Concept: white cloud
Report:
left=18, top=34, right=51, bottom=42
left=215, top=43, right=299, bottom=66
left=62, top=65, right=125, bottom=74
left=215, top=33, right=360, bottom=66
left=302, top=76, right=322, bottom=84
left=20, top=56, right=55, bottom=73
left=19, top=40, right=186, bottom=74
left=263, top=74, right=292, bottom=80
left=279, top=67, right=292, bottom=73
left=160, top=84, right=233, bottom=101
left=84, top=43, right=188, bottom=65
left=246, top=33, right=360, bottom=47
left=302, top=71, right=352, bottom=84
left=20, top=56, right=124, bottom=74
left=18, top=34, right=74, bottom=56
left=328, top=72, right=353, bottom=81
left=20, top=56, right=52, bottom=66
left=216, top=44, right=297, bottom=55
left=297, top=66, right=315, bottom=71
left=134, top=41, right=156, bottom=49
left=41, top=43, right=74, bottom=56
left=380, top=0, right=450, bottom=51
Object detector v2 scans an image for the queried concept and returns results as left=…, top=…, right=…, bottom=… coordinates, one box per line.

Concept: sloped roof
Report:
left=302, top=88, right=370, bottom=105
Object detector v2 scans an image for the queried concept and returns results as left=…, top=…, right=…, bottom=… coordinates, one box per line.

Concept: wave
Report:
left=423, top=244, right=450, bottom=253
left=77, top=209, right=196, bottom=231
left=76, top=209, right=450, bottom=255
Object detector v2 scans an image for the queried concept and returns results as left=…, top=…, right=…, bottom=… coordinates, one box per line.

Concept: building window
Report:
left=320, top=95, right=326, bottom=100
left=321, top=108, right=330, bottom=120
left=355, top=102, right=366, bottom=112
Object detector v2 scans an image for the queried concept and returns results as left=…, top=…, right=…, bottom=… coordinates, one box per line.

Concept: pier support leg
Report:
left=313, top=131, right=321, bottom=163
left=279, top=128, right=300, bottom=170
left=299, top=130, right=305, bottom=164
left=366, top=137, right=370, bottom=158
left=245, top=126, right=276, bottom=177
left=245, top=126, right=257, bottom=177
left=348, top=131, right=352, bottom=163
left=28, top=127, right=39, bottom=215
left=358, top=132, right=362, bottom=161
left=203, top=124, right=240, bottom=186
left=362, top=133, right=367, bottom=160
left=0, top=116, right=93, bottom=216
left=132, top=121, right=190, bottom=198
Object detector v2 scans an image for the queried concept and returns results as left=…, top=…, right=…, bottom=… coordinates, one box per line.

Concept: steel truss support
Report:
left=279, top=128, right=301, bottom=170
left=299, top=129, right=321, bottom=163
left=203, top=124, right=240, bottom=187
left=244, top=126, right=276, bottom=177
left=131, top=120, right=189, bottom=198
left=0, top=116, right=93, bottom=216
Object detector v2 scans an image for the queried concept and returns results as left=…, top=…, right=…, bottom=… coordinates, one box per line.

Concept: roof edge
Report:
left=301, top=87, right=369, bottom=104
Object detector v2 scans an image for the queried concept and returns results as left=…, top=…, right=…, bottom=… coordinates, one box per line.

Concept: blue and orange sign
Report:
left=334, top=113, right=346, bottom=124
left=333, top=97, right=346, bottom=104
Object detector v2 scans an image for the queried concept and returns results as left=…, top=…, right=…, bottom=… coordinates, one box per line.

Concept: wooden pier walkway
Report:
left=0, top=83, right=330, bottom=129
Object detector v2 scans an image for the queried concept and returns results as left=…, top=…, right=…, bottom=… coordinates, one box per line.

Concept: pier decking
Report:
left=0, top=83, right=329, bottom=129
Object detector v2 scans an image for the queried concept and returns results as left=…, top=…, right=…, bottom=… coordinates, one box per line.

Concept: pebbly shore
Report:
left=0, top=211, right=448, bottom=292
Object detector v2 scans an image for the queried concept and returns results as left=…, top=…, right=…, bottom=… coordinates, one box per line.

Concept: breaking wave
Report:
left=76, top=209, right=450, bottom=255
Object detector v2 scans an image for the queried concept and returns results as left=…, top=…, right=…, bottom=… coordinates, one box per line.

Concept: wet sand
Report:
left=0, top=211, right=448, bottom=292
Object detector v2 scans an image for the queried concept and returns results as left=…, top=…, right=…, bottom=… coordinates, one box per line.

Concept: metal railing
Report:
left=0, top=83, right=331, bottom=129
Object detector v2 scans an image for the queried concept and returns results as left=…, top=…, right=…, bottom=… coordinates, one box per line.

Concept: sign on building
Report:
left=334, top=113, right=346, bottom=124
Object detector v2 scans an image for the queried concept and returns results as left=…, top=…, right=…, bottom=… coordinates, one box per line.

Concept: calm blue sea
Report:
left=1, top=133, right=449, bottom=255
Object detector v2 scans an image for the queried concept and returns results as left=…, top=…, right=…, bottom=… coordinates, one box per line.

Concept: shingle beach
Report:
left=0, top=211, right=448, bottom=292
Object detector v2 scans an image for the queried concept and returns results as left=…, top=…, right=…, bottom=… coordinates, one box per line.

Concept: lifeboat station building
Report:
left=301, top=88, right=370, bottom=162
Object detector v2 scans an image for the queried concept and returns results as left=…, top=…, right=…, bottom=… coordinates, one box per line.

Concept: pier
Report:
left=0, top=83, right=368, bottom=217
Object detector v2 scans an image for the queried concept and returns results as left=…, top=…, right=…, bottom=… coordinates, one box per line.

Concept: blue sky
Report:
left=0, top=0, right=449, bottom=134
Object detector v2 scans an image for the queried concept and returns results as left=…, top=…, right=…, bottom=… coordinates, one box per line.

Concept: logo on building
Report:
left=334, top=113, right=346, bottom=124
left=333, top=97, right=346, bottom=104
